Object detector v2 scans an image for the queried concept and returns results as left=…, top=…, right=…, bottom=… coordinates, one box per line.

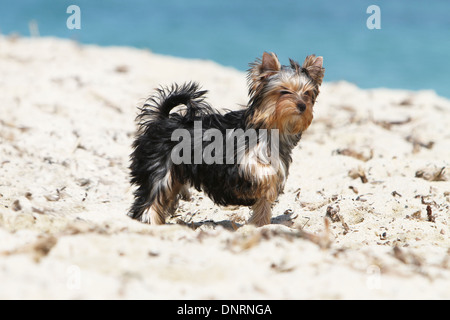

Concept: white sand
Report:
left=0, top=36, right=449, bottom=299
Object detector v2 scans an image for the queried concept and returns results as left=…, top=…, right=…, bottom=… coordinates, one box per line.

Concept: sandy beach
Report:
left=0, top=36, right=449, bottom=299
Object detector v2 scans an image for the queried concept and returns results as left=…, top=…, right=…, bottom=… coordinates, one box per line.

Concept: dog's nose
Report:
left=297, top=102, right=306, bottom=113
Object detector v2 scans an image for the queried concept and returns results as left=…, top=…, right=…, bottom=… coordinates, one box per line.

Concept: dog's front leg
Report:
left=249, top=198, right=272, bottom=227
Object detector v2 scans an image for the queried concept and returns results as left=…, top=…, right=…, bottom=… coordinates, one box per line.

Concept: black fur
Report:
left=129, top=82, right=266, bottom=221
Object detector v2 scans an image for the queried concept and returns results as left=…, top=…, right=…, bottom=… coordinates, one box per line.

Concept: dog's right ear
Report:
left=249, top=52, right=281, bottom=78
left=260, top=52, right=281, bottom=74
left=247, top=52, right=281, bottom=96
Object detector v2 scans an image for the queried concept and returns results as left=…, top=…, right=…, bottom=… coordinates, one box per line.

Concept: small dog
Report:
left=129, top=52, right=324, bottom=226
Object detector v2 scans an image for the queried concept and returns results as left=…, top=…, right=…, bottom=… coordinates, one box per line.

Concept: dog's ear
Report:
left=302, top=55, right=324, bottom=85
left=260, top=52, right=281, bottom=74
left=247, top=52, right=281, bottom=97
left=249, top=52, right=281, bottom=77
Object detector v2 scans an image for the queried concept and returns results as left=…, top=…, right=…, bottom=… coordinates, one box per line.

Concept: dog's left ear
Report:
left=302, top=55, right=324, bottom=85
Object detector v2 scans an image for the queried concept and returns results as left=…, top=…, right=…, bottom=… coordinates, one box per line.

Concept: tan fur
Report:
left=248, top=198, right=273, bottom=227
left=302, top=55, right=325, bottom=85
left=141, top=173, right=184, bottom=225
left=244, top=53, right=323, bottom=226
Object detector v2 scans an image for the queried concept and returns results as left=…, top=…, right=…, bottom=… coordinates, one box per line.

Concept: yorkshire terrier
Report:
left=129, top=52, right=324, bottom=226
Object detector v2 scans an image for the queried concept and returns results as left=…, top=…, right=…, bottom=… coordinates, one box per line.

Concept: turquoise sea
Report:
left=1, top=0, right=449, bottom=97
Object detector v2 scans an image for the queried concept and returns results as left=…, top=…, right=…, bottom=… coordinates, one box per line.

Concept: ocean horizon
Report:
left=1, top=0, right=449, bottom=98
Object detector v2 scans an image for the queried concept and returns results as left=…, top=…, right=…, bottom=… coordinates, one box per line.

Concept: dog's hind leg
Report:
left=139, top=172, right=185, bottom=225
left=164, top=184, right=191, bottom=219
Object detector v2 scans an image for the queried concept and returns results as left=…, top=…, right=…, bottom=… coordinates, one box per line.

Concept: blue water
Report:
left=1, top=0, right=450, bottom=97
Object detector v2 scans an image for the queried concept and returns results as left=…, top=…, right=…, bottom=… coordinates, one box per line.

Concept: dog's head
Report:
left=247, top=52, right=324, bottom=134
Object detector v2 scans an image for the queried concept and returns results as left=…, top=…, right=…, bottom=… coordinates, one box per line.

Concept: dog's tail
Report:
left=136, top=82, right=211, bottom=130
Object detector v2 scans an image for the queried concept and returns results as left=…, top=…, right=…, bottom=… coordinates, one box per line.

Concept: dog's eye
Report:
left=280, top=90, right=291, bottom=95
